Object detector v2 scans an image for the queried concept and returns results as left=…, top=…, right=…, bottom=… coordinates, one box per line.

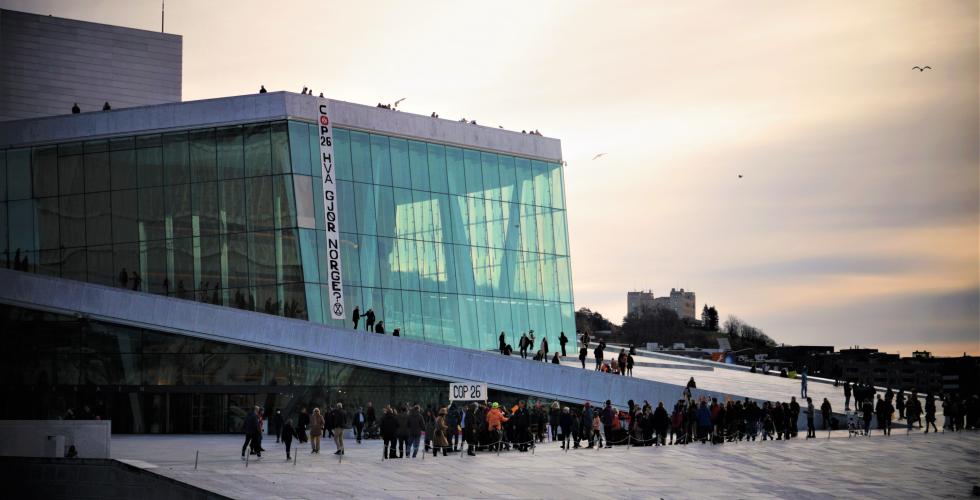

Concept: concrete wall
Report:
left=0, top=457, right=228, bottom=500
left=0, top=420, right=111, bottom=458
left=0, top=9, right=182, bottom=122
left=0, top=92, right=563, bottom=163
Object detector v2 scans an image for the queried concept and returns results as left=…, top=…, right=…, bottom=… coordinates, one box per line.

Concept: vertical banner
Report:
left=316, top=99, right=346, bottom=319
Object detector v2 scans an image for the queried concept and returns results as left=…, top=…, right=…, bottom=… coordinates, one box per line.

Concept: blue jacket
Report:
left=696, top=406, right=712, bottom=427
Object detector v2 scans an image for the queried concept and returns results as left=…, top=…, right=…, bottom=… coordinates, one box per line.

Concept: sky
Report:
left=5, top=0, right=978, bottom=356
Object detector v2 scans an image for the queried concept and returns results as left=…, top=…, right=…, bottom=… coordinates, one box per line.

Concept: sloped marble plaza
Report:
left=114, top=431, right=979, bottom=499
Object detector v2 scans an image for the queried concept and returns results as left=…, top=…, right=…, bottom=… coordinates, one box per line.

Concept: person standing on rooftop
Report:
left=71, top=103, right=80, bottom=113
left=259, top=85, right=267, bottom=93
left=102, top=102, right=111, bottom=111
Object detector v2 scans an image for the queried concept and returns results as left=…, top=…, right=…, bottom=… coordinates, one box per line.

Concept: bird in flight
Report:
left=393, top=97, right=407, bottom=108
left=912, top=66, right=932, bottom=72
left=592, top=153, right=607, bottom=160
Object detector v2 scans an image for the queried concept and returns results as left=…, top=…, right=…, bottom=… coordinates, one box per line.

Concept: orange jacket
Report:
left=487, top=408, right=509, bottom=431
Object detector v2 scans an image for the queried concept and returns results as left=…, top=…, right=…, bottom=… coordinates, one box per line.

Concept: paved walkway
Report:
left=113, top=431, right=979, bottom=499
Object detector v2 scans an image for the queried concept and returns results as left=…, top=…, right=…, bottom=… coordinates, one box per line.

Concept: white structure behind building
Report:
left=0, top=9, right=182, bottom=121
left=627, top=288, right=696, bottom=320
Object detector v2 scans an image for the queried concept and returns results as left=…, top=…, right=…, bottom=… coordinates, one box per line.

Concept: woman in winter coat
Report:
left=432, top=407, right=450, bottom=456
left=309, top=407, right=325, bottom=454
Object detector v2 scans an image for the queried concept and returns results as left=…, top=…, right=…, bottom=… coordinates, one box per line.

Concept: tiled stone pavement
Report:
left=114, top=431, right=979, bottom=499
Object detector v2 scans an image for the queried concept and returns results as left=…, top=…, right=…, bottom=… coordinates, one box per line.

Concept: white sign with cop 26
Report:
left=316, top=98, right=345, bottom=320
left=449, top=382, right=487, bottom=402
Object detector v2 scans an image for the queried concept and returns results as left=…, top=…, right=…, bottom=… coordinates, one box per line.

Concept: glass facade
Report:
left=0, top=304, right=537, bottom=433
left=1, top=119, right=575, bottom=352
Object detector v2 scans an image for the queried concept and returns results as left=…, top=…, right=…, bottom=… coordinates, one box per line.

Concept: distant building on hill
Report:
left=627, top=288, right=696, bottom=320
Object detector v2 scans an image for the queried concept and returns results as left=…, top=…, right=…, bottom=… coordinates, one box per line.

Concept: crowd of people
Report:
left=240, top=377, right=980, bottom=462
left=240, top=388, right=980, bottom=463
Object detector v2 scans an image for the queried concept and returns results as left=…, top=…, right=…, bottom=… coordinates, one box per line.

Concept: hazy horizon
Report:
left=4, top=0, right=977, bottom=356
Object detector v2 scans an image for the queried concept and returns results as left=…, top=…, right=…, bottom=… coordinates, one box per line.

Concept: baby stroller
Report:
left=846, top=411, right=863, bottom=438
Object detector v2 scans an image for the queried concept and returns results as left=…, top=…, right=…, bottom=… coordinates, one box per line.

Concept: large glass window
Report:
left=4, top=120, right=574, bottom=351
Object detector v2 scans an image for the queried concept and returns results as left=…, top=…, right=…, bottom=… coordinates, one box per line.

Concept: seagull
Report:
left=592, top=153, right=607, bottom=160
left=912, top=66, right=932, bottom=72
left=393, top=97, right=406, bottom=108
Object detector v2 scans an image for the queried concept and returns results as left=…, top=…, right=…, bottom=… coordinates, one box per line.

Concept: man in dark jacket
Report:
left=353, top=407, right=366, bottom=443
left=271, top=409, right=284, bottom=443
left=513, top=401, right=532, bottom=452
left=407, top=405, right=425, bottom=457
left=396, top=405, right=410, bottom=457
left=351, top=306, right=361, bottom=329
left=559, top=331, right=568, bottom=356
left=464, top=403, right=479, bottom=456
left=366, top=402, right=377, bottom=430
left=281, top=418, right=296, bottom=460
left=241, top=406, right=261, bottom=460
left=559, top=407, right=574, bottom=449
left=380, top=407, right=398, bottom=459
left=602, top=400, right=615, bottom=448
left=364, top=308, right=376, bottom=331
left=296, top=407, right=309, bottom=443
left=330, top=403, right=348, bottom=455
left=653, top=402, right=670, bottom=446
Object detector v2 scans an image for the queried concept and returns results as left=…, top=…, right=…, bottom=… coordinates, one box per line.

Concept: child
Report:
left=592, top=413, right=603, bottom=448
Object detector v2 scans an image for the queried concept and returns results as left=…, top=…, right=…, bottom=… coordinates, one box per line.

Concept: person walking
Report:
left=519, top=333, right=529, bottom=359
left=331, top=403, right=348, bottom=455
left=296, top=407, right=309, bottom=444
left=581, top=330, right=590, bottom=349
left=844, top=381, right=852, bottom=410
left=380, top=406, right=398, bottom=459
left=594, top=342, right=605, bottom=371
left=861, top=399, right=874, bottom=436
left=433, top=407, right=450, bottom=456
left=800, top=367, right=809, bottom=399
left=820, top=398, right=832, bottom=430
left=281, top=418, right=296, bottom=460
left=559, top=331, right=568, bottom=356
left=241, top=406, right=261, bottom=460
left=924, top=393, right=938, bottom=433
left=578, top=345, right=587, bottom=369
left=353, top=407, right=366, bottom=443
left=541, top=337, right=549, bottom=362
left=896, top=390, right=906, bottom=420
left=309, top=407, right=325, bottom=454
